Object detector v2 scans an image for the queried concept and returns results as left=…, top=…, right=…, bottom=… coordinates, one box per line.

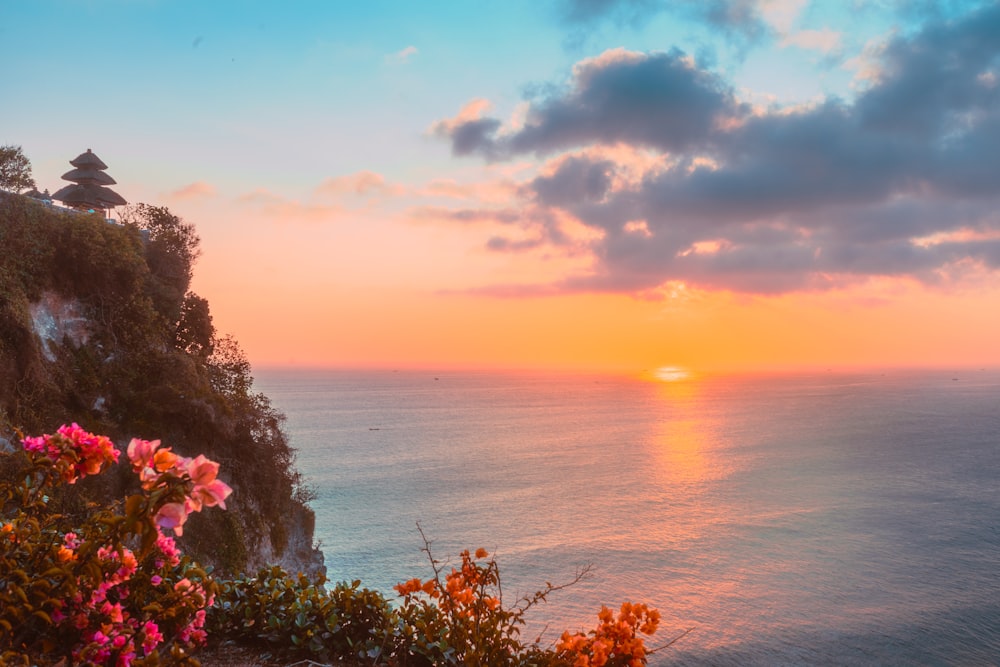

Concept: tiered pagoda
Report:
left=52, top=149, right=127, bottom=216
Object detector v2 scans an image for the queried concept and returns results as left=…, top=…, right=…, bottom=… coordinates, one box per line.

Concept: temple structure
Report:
left=52, top=149, right=127, bottom=216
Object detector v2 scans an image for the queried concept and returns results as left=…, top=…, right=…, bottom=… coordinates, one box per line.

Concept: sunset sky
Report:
left=4, top=0, right=1000, bottom=372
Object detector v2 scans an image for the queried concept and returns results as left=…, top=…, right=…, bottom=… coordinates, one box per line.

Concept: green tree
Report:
left=175, top=292, right=215, bottom=358
left=0, top=144, right=35, bottom=193
left=119, top=203, right=201, bottom=323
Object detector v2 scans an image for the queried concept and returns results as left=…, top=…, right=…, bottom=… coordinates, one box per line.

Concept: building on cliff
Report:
left=52, top=148, right=127, bottom=218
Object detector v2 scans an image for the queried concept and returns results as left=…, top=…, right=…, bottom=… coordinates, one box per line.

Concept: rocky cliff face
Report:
left=0, top=192, right=323, bottom=576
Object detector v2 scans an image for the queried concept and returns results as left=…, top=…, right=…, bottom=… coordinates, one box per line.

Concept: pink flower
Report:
left=23, top=424, right=119, bottom=483
left=185, top=454, right=219, bottom=485
left=21, top=435, right=46, bottom=454
left=126, top=438, right=160, bottom=469
left=155, top=530, right=181, bottom=566
left=192, top=478, right=233, bottom=510
left=142, top=620, right=164, bottom=654
left=154, top=502, right=188, bottom=536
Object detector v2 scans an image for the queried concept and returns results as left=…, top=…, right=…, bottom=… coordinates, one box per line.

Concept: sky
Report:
left=3, top=0, right=1000, bottom=373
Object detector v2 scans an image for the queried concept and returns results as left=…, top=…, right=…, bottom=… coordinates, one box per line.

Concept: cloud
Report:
left=556, top=0, right=772, bottom=49
left=780, top=28, right=841, bottom=54
left=420, top=177, right=519, bottom=203
left=434, top=48, right=744, bottom=159
left=314, top=170, right=407, bottom=198
left=409, top=206, right=525, bottom=226
left=238, top=187, right=344, bottom=223
left=433, top=3, right=1000, bottom=295
left=169, top=181, right=217, bottom=200
left=386, top=45, right=419, bottom=64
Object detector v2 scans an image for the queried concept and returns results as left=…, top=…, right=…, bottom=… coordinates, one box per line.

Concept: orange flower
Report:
left=152, top=448, right=178, bottom=472
left=57, top=546, right=77, bottom=562
left=394, top=578, right=424, bottom=596
left=475, top=547, right=489, bottom=559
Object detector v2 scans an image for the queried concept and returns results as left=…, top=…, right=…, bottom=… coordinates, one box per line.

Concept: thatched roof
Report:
left=69, top=149, right=109, bottom=170
left=52, top=183, right=128, bottom=209
left=55, top=149, right=126, bottom=209
left=60, top=167, right=117, bottom=185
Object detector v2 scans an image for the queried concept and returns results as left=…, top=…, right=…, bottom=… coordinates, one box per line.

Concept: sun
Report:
left=653, top=366, right=690, bottom=382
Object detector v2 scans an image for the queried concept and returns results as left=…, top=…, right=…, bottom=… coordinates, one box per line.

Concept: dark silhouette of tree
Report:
left=175, top=292, right=215, bottom=358
left=119, top=203, right=201, bottom=324
left=0, top=144, right=35, bottom=193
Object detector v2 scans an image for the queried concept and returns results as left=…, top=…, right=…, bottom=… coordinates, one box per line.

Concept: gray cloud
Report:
left=556, top=0, right=770, bottom=49
left=435, top=3, right=1000, bottom=295
left=438, top=49, right=742, bottom=160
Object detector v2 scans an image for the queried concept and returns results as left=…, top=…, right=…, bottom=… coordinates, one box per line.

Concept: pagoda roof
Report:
left=52, top=183, right=128, bottom=209
left=69, top=149, right=109, bottom=170
left=61, top=167, right=117, bottom=185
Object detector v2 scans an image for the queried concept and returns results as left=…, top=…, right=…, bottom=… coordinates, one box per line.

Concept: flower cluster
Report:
left=22, top=422, right=120, bottom=484
left=2, top=425, right=229, bottom=666
left=395, top=547, right=499, bottom=616
left=556, top=602, right=661, bottom=667
left=54, top=531, right=215, bottom=666
left=126, top=437, right=232, bottom=536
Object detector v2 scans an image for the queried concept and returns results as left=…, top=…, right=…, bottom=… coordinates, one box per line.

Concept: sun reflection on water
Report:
left=646, top=370, right=731, bottom=508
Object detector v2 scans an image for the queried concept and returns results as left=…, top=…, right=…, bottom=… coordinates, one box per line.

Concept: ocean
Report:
left=252, top=367, right=1000, bottom=666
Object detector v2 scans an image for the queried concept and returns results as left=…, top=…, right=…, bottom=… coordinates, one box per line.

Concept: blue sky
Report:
left=4, top=1, right=999, bottom=370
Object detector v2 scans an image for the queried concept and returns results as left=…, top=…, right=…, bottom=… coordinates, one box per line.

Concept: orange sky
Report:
left=10, top=2, right=1000, bottom=373
left=179, top=184, right=1000, bottom=372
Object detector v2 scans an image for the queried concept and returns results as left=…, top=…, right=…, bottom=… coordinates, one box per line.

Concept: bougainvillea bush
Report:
left=209, top=529, right=664, bottom=667
left=3, top=424, right=665, bottom=666
left=0, top=424, right=230, bottom=666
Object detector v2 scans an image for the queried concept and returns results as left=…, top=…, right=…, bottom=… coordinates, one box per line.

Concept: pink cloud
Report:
left=781, top=28, right=841, bottom=54
left=420, top=177, right=518, bottom=203
left=314, top=171, right=407, bottom=198
left=238, top=187, right=344, bottom=223
left=428, top=98, right=493, bottom=136
left=169, top=181, right=217, bottom=200
left=386, top=45, right=418, bottom=64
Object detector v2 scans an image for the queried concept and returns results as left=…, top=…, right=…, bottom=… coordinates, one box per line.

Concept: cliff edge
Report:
left=0, top=192, right=323, bottom=576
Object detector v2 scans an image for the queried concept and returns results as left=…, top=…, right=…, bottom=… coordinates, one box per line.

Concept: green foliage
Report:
left=209, top=567, right=394, bottom=663
left=175, top=293, right=215, bottom=358
left=0, top=145, right=35, bottom=193
left=119, top=204, right=200, bottom=324
left=207, top=528, right=664, bottom=667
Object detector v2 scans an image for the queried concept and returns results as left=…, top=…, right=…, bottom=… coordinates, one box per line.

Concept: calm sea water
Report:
left=253, top=368, right=1000, bottom=666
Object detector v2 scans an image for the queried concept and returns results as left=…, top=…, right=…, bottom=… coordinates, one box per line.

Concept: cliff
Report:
left=0, top=191, right=323, bottom=576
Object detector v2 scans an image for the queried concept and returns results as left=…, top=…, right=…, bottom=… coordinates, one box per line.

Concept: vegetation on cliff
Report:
left=0, top=191, right=319, bottom=575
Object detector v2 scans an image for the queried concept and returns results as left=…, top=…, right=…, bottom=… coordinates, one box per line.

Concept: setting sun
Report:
left=654, top=366, right=691, bottom=382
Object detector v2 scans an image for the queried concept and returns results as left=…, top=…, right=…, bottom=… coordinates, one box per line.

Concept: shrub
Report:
left=209, top=525, right=664, bottom=667
left=208, top=568, right=394, bottom=663
left=0, top=424, right=232, bottom=665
